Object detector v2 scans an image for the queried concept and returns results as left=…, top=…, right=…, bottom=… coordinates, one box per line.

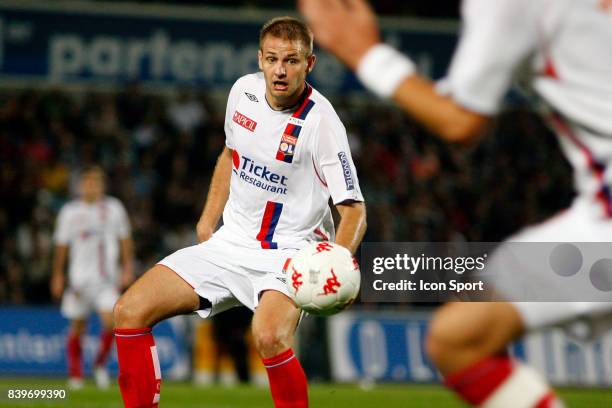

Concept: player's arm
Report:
left=334, top=201, right=367, bottom=254
left=390, top=77, right=488, bottom=143
left=115, top=201, right=135, bottom=289
left=51, top=206, right=71, bottom=301
left=314, top=114, right=367, bottom=254
left=300, top=0, right=486, bottom=143
left=196, top=146, right=232, bottom=242
left=300, top=0, right=535, bottom=143
left=119, top=237, right=135, bottom=289
left=51, top=244, right=68, bottom=301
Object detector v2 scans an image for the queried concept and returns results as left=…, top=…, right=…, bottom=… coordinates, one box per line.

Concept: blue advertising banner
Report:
left=0, top=307, right=188, bottom=378
left=328, top=311, right=612, bottom=386
left=0, top=2, right=457, bottom=93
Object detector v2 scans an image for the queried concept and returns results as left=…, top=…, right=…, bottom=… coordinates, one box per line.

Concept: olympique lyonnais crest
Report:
left=279, top=133, right=298, bottom=156
left=276, top=85, right=315, bottom=164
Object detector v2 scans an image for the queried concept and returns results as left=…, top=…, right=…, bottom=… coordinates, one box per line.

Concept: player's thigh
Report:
left=93, top=285, right=119, bottom=330
left=252, top=290, right=301, bottom=345
left=114, top=264, right=200, bottom=328
left=427, top=302, right=524, bottom=371
left=61, top=288, right=92, bottom=322
left=69, top=318, right=87, bottom=335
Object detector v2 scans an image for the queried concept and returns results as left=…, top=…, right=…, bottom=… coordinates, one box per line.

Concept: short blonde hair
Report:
left=259, top=16, right=314, bottom=57
left=80, top=165, right=105, bottom=180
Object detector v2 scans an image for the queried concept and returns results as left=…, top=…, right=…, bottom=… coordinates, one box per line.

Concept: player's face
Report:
left=79, top=172, right=105, bottom=202
left=258, top=35, right=316, bottom=110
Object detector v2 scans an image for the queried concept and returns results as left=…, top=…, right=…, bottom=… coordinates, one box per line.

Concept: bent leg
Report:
left=426, top=302, right=523, bottom=375
left=252, top=290, right=307, bottom=408
left=67, top=319, right=86, bottom=384
left=114, top=264, right=199, bottom=329
left=94, top=311, right=115, bottom=380
left=426, top=302, right=561, bottom=407
left=114, top=264, right=200, bottom=408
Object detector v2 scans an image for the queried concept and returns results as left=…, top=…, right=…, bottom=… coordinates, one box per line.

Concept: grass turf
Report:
left=0, top=378, right=610, bottom=407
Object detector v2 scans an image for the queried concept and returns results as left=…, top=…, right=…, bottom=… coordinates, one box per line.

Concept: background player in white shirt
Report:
left=300, top=0, right=612, bottom=406
left=51, top=165, right=134, bottom=389
left=113, top=17, right=366, bottom=408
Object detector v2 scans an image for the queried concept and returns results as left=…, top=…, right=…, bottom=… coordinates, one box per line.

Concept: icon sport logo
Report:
left=232, top=151, right=289, bottom=195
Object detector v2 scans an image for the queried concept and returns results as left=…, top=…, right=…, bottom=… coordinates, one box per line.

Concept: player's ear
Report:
left=306, top=54, right=316, bottom=74
left=258, top=49, right=263, bottom=71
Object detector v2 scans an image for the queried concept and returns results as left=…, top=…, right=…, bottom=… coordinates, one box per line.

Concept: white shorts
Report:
left=61, top=283, right=119, bottom=320
left=158, top=234, right=297, bottom=318
left=503, top=197, right=612, bottom=330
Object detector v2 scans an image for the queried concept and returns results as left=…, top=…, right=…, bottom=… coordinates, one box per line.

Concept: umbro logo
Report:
left=245, top=92, right=259, bottom=102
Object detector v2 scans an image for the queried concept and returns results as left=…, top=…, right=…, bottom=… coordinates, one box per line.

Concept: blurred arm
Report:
left=51, top=244, right=68, bottom=301
left=119, top=237, right=135, bottom=289
left=196, top=146, right=232, bottom=242
left=334, top=201, right=367, bottom=254
left=392, top=76, right=489, bottom=143
left=299, top=0, right=502, bottom=143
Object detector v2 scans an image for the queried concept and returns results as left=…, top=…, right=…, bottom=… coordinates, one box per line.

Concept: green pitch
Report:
left=0, top=378, right=610, bottom=407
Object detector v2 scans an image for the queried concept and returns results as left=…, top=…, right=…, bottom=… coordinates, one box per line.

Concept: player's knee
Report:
left=69, top=320, right=87, bottom=336
left=113, top=294, right=148, bottom=328
left=253, top=328, right=292, bottom=358
left=425, top=307, right=482, bottom=366
left=425, top=317, right=457, bottom=367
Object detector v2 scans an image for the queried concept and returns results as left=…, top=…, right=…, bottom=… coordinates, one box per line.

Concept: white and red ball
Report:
left=285, top=242, right=360, bottom=316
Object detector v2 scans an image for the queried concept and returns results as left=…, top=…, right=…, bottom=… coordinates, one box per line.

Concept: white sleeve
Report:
left=53, top=206, right=72, bottom=245
left=442, top=0, right=540, bottom=114
left=314, top=117, right=364, bottom=205
left=114, top=201, right=131, bottom=239
left=224, top=80, right=242, bottom=150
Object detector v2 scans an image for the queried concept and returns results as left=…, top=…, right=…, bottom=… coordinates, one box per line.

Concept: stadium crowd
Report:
left=0, top=84, right=573, bottom=305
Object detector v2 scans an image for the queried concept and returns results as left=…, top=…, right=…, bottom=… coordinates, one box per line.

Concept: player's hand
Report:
left=299, top=0, right=381, bottom=70
left=196, top=220, right=214, bottom=243
left=50, top=273, right=64, bottom=301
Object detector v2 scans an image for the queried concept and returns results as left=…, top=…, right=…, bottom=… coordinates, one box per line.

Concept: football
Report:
left=284, top=242, right=360, bottom=316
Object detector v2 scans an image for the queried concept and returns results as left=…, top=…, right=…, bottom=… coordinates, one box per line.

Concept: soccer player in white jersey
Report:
left=51, top=166, right=134, bottom=389
left=301, top=0, right=612, bottom=406
left=113, top=17, right=366, bottom=408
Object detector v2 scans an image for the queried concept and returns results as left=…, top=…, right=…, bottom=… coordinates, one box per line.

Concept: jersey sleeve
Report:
left=313, top=116, right=364, bottom=205
left=440, top=0, right=540, bottom=114
left=114, top=200, right=131, bottom=239
left=224, top=79, right=243, bottom=150
left=53, top=206, right=72, bottom=245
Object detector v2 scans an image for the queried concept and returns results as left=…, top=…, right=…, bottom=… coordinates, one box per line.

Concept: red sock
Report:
left=262, top=349, right=308, bottom=408
left=444, top=353, right=513, bottom=405
left=444, top=353, right=562, bottom=407
left=94, top=329, right=114, bottom=367
left=115, top=328, right=161, bottom=408
left=67, top=332, right=83, bottom=379
left=535, top=392, right=560, bottom=408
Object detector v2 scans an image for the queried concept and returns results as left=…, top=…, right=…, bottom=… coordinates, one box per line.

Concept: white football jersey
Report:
left=54, top=196, right=131, bottom=288
left=216, top=72, right=363, bottom=250
left=442, top=0, right=612, bottom=217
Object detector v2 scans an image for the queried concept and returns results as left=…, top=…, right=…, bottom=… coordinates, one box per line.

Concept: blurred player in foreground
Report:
left=51, top=166, right=134, bottom=389
left=113, top=17, right=366, bottom=408
left=301, top=0, right=612, bottom=406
